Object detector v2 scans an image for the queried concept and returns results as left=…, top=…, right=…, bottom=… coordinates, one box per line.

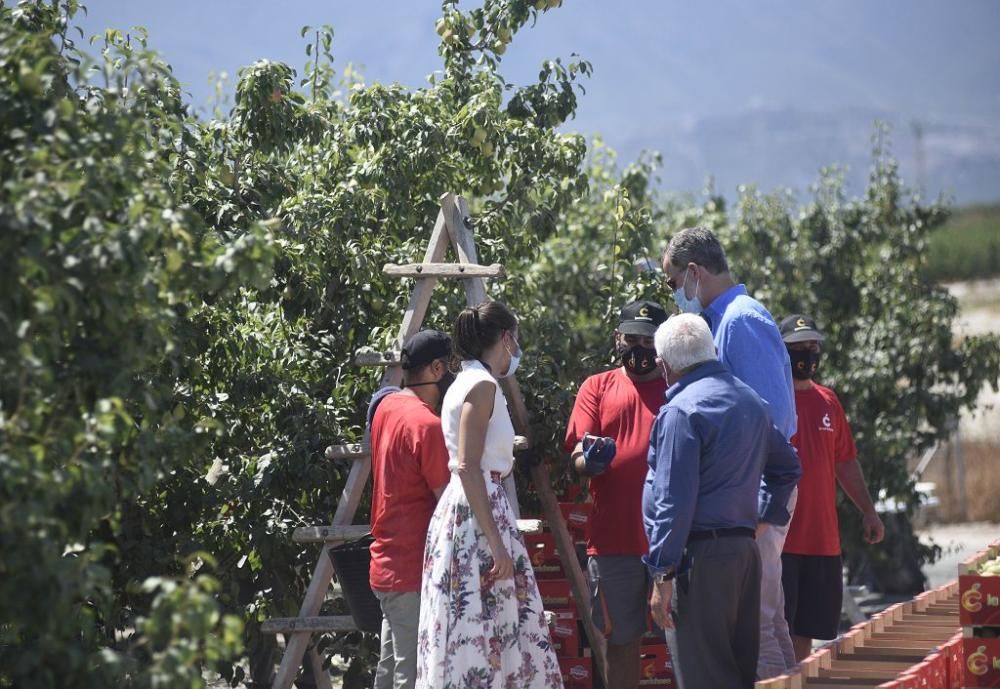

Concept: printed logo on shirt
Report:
left=820, top=412, right=834, bottom=432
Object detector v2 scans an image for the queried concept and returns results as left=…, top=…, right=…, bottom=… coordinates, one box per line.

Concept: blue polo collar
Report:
left=665, top=359, right=728, bottom=401
left=703, top=284, right=748, bottom=330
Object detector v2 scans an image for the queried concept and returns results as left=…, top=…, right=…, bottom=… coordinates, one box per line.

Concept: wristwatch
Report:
left=653, top=567, right=676, bottom=584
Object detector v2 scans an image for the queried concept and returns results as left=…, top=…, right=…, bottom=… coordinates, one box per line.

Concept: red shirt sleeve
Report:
left=564, top=374, right=604, bottom=452
left=830, top=391, right=857, bottom=464
left=416, top=415, right=451, bottom=493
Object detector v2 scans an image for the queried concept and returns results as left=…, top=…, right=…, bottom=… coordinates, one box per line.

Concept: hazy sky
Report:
left=75, top=1, right=1000, bottom=201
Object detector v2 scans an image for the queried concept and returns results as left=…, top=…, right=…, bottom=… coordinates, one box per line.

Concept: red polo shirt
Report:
left=783, top=382, right=857, bottom=557
left=564, top=368, right=667, bottom=557
left=369, top=393, right=450, bottom=592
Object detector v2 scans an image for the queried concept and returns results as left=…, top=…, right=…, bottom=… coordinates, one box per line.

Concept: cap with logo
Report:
left=779, top=314, right=826, bottom=343
left=618, top=300, right=668, bottom=337
left=400, top=329, right=453, bottom=369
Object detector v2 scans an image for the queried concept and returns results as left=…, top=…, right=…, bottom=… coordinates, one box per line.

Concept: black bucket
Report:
left=328, top=534, right=383, bottom=633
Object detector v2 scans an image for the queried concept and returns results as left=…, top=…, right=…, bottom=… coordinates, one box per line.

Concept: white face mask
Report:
left=672, top=268, right=703, bottom=314
left=502, top=335, right=522, bottom=378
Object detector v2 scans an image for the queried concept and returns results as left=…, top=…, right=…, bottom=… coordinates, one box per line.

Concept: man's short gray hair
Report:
left=665, top=226, right=730, bottom=275
left=654, top=314, right=717, bottom=373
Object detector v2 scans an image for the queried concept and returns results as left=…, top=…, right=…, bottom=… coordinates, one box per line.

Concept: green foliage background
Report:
left=1, top=1, right=998, bottom=687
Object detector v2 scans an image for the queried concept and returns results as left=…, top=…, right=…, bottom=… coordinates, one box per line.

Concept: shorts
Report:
left=587, top=555, right=649, bottom=645
left=781, top=553, right=843, bottom=641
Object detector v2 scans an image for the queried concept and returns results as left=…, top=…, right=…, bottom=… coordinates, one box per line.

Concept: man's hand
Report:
left=649, top=580, right=674, bottom=630
left=755, top=522, right=770, bottom=539
left=862, top=510, right=885, bottom=544
left=582, top=433, right=616, bottom=475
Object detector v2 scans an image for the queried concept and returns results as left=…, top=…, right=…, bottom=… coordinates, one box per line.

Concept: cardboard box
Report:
left=559, top=502, right=592, bottom=541
left=639, top=643, right=674, bottom=686
left=559, top=656, right=592, bottom=689
left=961, top=574, right=1000, bottom=626
left=525, top=533, right=564, bottom=579
left=549, top=608, right=580, bottom=658
left=965, top=636, right=1000, bottom=688
left=538, top=579, right=573, bottom=608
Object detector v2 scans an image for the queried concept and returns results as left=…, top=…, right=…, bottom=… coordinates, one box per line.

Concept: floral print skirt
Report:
left=416, top=474, right=563, bottom=689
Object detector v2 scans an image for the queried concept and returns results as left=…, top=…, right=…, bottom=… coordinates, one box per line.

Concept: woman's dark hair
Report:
left=453, top=301, right=517, bottom=361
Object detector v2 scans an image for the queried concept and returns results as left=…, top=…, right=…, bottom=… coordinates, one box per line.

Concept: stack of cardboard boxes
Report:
left=959, top=538, right=1000, bottom=689
left=527, top=498, right=676, bottom=688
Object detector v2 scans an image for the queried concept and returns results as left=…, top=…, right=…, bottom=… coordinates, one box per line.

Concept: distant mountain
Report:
left=77, top=0, right=1000, bottom=204
left=600, top=107, right=1000, bottom=205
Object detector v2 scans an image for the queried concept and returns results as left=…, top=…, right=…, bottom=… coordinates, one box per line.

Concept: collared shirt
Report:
left=642, top=360, right=802, bottom=576
left=702, top=284, right=797, bottom=440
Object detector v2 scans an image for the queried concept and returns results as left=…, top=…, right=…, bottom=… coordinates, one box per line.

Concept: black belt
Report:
left=687, top=526, right=755, bottom=543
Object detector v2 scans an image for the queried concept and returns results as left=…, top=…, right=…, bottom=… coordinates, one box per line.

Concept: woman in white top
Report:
left=416, top=302, right=563, bottom=689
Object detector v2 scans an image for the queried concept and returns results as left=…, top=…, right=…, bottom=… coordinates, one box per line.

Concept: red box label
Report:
left=538, top=579, right=573, bottom=608
left=640, top=643, right=674, bottom=685
left=559, top=656, right=592, bottom=689
left=961, top=575, right=1000, bottom=626
left=559, top=502, right=592, bottom=540
left=964, top=638, right=1000, bottom=688
left=525, top=532, right=565, bottom=579
left=550, top=609, right=580, bottom=658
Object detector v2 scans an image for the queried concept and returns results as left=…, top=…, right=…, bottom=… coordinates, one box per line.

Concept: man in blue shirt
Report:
left=662, top=227, right=799, bottom=679
left=643, top=314, right=801, bottom=689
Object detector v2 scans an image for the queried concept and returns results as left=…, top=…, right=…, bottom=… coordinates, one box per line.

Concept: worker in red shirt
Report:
left=368, top=330, right=454, bottom=689
left=778, top=315, right=885, bottom=661
left=564, top=300, right=669, bottom=689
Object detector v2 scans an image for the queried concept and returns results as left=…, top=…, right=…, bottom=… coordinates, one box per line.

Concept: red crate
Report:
left=525, top=533, right=564, bottom=579
left=964, top=637, right=1000, bottom=688
left=924, top=651, right=946, bottom=688
left=961, top=575, right=1000, bottom=626
left=944, top=633, right=963, bottom=689
left=559, top=656, right=592, bottom=689
left=898, top=665, right=929, bottom=688
left=639, top=643, right=674, bottom=686
left=559, top=502, right=592, bottom=541
left=550, top=608, right=580, bottom=658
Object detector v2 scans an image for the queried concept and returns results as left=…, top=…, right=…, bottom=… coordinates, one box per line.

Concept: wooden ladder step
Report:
left=294, top=520, right=541, bottom=543
left=261, top=615, right=357, bottom=635
left=517, top=519, right=543, bottom=535
left=326, top=437, right=525, bottom=459
left=292, top=524, right=371, bottom=544
left=325, top=442, right=370, bottom=461
left=383, top=262, right=505, bottom=279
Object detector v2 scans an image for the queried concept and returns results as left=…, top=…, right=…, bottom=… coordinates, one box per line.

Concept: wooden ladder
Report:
left=265, top=192, right=607, bottom=689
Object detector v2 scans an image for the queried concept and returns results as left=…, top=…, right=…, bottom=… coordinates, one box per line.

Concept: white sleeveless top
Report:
left=440, top=360, right=515, bottom=475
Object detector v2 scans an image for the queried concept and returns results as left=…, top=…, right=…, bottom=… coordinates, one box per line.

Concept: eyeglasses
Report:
left=664, top=267, right=687, bottom=292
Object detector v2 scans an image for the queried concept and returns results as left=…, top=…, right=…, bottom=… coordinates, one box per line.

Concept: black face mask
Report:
left=405, top=369, right=455, bottom=402
left=789, top=349, right=821, bottom=380
left=620, top=344, right=658, bottom=376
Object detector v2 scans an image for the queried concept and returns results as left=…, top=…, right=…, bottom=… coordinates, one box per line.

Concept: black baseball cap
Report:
left=400, top=330, right=452, bottom=369
left=779, top=314, right=826, bottom=343
left=618, top=300, right=668, bottom=337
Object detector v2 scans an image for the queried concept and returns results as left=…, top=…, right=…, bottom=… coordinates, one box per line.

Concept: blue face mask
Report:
left=672, top=268, right=703, bottom=314
left=502, top=336, right=522, bottom=378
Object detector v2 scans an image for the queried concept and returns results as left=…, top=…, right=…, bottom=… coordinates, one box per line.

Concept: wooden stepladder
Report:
left=265, top=193, right=607, bottom=688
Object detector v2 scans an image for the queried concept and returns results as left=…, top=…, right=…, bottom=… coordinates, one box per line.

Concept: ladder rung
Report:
left=383, top=262, right=505, bottom=279
left=293, top=524, right=371, bottom=544
left=517, top=519, right=543, bottom=535
left=261, top=615, right=357, bottom=635
left=325, top=443, right=369, bottom=460
left=354, top=350, right=401, bottom=367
